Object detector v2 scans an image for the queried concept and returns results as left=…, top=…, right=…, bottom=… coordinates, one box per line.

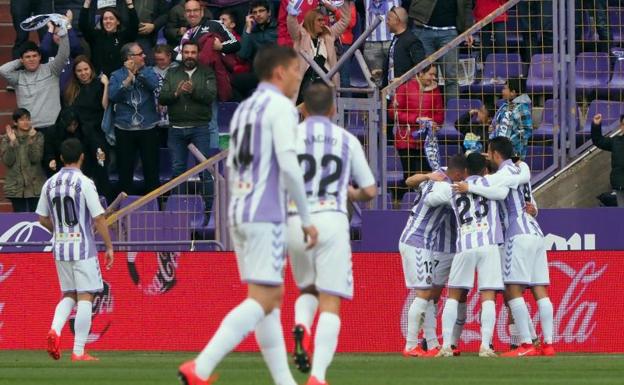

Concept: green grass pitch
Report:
left=0, top=351, right=623, bottom=385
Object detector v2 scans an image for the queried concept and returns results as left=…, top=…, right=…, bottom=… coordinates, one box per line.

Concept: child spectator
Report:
left=490, top=77, right=532, bottom=159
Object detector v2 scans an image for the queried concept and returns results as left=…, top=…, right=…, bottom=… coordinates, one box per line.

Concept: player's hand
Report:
left=525, top=201, right=537, bottom=217
left=105, top=248, right=114, bottom=270
left=593, top=113, right=602, bottom=125
left=302, top=224, right=319, bottom=249
left=452, top=181, right=469, bottom=193
left=428, top=171, right=446, bottom=182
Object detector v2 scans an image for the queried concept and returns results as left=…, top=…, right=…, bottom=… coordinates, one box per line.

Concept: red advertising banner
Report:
left=0, top=251, right=621, bottom=353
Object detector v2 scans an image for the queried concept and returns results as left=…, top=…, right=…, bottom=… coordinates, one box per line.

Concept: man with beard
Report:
left=159, top=41, right=217, bottom=212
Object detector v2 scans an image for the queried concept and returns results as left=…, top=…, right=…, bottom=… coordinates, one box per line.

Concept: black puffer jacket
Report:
left=592, top=122, right=624, bottom=190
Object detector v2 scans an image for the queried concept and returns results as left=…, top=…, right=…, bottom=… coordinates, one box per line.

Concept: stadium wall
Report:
left=0, top=250, right=622, bottom=353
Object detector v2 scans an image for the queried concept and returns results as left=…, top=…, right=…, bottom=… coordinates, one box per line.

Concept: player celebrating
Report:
left=287, top=83, right=376, bottom=385
left=37, top=138, right=114, bottom=362
left=178, top=45, right=318, bottom=385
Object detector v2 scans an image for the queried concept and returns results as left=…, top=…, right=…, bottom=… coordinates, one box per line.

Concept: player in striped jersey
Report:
left=475, top=137, right=554, bottom=356
left=425, top=153, right=509, bottom=358
left=287, top=83, right=376, bottom=385
left=179, top=46, right=318, bottom=385
left=36, top=138, right=114, bottom=362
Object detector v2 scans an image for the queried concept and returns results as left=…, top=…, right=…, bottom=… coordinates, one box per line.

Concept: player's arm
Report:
left=424, top=181, right=452, bottom=207
left=349, top=140, right=377, bottom=201
left=83, top=180, right=114, bottom=269
left=406, top=170, right=444, bottom=188
left=35, top=187, right=53, bottom=232
left=462, top=177, right=509, bottom=201
left=38, top=216, right=53, bottom=232
left=273, top=109, right=318, bottom=248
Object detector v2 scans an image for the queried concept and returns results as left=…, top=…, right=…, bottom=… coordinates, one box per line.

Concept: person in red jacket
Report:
left=473, top=0, right=508, bottom=62
left=278, top=0, right=319, bottom=46
left=389, top=64, right=444, bottom=199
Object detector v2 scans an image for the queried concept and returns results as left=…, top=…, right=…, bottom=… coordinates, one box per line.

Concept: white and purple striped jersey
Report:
left=36, top=167, right=105, bottom=262
left=289, top=116, right=375, bottom=215
left=399, top=180, right=451, bottom=250
left=227, top=82, right=299, bottom=225
left=431, top=209, right=458, bottom=254
left=365, top=0, right=400, bottom=42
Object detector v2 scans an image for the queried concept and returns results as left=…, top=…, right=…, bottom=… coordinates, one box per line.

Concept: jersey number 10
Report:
left=52, top=196, right=78, bottom=227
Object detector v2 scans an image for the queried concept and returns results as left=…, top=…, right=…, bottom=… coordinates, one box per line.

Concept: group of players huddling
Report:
left=37, top=43, right=554, bottom=385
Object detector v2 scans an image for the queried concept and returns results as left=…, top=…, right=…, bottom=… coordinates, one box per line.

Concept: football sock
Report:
left=480, top=300, right=496, bottom=350
left=528, top=315, right=538, bottom=341
left=441, top=298, right=458, bottom=348
left=51, top=297, right=76, bottom=335
left=195, top=298, right=265, bottom=380
left=406, top=297, right=428, bottom=350
left=509, top=323, right=521, bottom=347
left=451, top=301, right=466, bottom=347
left=508, top=297, right=532, bottom=344
left=537, top=297, right=554, bottom=344
left=294, top=293, right=319, bottom=333
left=73, top=300, right=92, bottom=356
left=423, top=301, right=439, bottom=349
left=255, top=309, right=297, bottom=385
left=311, top=312, right=341, bottom=383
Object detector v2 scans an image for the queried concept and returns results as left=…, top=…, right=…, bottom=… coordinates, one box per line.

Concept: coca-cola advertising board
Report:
left=0, top=251, right=621, bottom=353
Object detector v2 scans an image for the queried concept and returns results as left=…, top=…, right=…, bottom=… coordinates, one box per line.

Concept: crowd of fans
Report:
left=0, top=0, right=612, bottom=212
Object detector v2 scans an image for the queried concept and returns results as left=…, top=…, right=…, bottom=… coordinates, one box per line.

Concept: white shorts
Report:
left=287, top=212, right=353, bottom=299
left=502, top=234, right=550, bottom=286
left=399, top=242, right=434, bottom=289
left=230, top=222, right=287, bottom=286
left=55, top=258, right=103, bottom=293
left=448, top=244, right=504, bottom=291
left=432, top=251, right=454, bottom=287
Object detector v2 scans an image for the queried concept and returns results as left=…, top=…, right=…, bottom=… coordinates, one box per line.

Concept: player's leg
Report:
left=48, top=260, right=78, bottom=360
left=475, top=245, right=504, bottom=357
left=438, top=288, right=466, bottom=356
left=478, top=290, right=497, bottom=357
left=450, top=291, right=468, bottom=354
left=71, top=257, right=104, bottom=361
left=308, top=293, right=341, bottom=385
left=532, top=285, right=555, bottom=355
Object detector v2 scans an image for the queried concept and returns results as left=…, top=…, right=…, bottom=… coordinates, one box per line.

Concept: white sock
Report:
left=451, top=301, right=466, bottom=347
left=509, top=323, right=521, bottom=347
left=255, top=309, right=296, bottom=385
left=508, top=298, right=532, bottom=344
left=73, top=300, right=92, bottom=356
left=51, top=297, right=76, bottom=335
left=423, top=301, right=439, bottom=349
left=528, top=315, right=538, bottom=340
left=405, top=297, right=428, bottom=350
left=294, top=294, right=319, bottom=333
left=195, top=299, right=265, bottom=380
left=537, top=297, right=554, bottom=344
left=441, top=298, right=458, bottom=348
left=480, top=300, right=496, bottom=350
left=311, top=312, right=341, bottom=383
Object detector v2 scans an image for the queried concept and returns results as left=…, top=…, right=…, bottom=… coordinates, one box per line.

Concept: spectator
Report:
left=10, top=0, right=54, bottom=60
left=165, top=0, right=214, bottom=47
left=43, top=107, right=86, bottom=176
left=287, top=1, right=351, bottom=102
left=575, top=0, right=610, bottom=53
left=108, top=42, right=161, bottom=194
left=455, top=104, right=492, bottom=154
left=592, top=113, right=624, bottom=207
left=388, top=64, right=443, bottom=197
left=473, top=0, right=507, bottom=62
left=277, top=0, right=319, bottom=47
left=516, top=0, right=553, bottom=61
left=79, top=0, right=139, bottom=76
left=39, top=13, right=84, bottom=92
left=0, top=108, right=46, bottom=212
left=159, top=41, right=216, bottom=214
left=54, top=0, right=85, bottom=33
left=362, top=0, right=401, bottom=86
left=409, top=0, right=473, bottom=102
left=323, top=0, right=357, bottom=89
left=0, top=34, right=69, bottom=134
left=153, top=44, right=179, bottom=146
left=384, top=6, right=425, bottom=86
left=220, top=8, right=252, bottom=74
left=63, top=56, right=112, bottom=200
left=490, top=77, right=532, bottom=160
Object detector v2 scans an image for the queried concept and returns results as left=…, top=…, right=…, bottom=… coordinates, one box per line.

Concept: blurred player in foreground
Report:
left=37, top=138, right=114, bottom=362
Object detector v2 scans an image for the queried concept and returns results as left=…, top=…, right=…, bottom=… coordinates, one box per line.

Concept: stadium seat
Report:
left=605, top=58, right=624, bottom=96
left=575, top=52, right=610, bottom=96
left=534, top=99, right=556, bottom=141
left=349, top=57, right=369, bottom=88
left=165, top=194, right=207, bottom=229
left=526, top=54, right=554, bottom=94
left=120, top=195, right=159, bottom=211
left=386, top=146, right=404, bottom=187
left=399, top=191, right=420, bottom=210
left=217, top=102, right=239, bottom=133
left=469, top=53, right=526, bottom=94
left=442, top=98, right=482, bottom=136
left=525, top=146, right=554, bottom=173
left=504, top=10, right=524, bottom=44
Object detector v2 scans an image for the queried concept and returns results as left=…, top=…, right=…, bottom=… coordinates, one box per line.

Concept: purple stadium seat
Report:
left=120, top=195, right=159, bottom=211
left=526, top=54, right=554, bottom=94
left=575, top=52, right=610, bottom=94
left=165, top=195, right=207, bottom=229
left=438, top=143, right=461, bottom=166
left=469, top=53, right=526, bottom=94
left=217, top=102, right=239, bottom=133
left=504, top=10, right=523, bottom=44
left=606, top=59, right=624, bottom=95
left=525, top=146, right=554, bottom=173
left=443, top=98, right=482, bottom=135
left=534, top=99, right=556, bottom=141
left=386, top=146, right=404, bottom=187
left=399, top=191, right=421, bottom=210
left=610, top=7, right=624, bottom=42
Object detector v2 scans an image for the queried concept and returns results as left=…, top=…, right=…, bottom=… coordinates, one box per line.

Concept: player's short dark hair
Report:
left=506, top=77, right=526, bottom=95
left=254, top=44, right=297, bottom=81
left=489, top=136, right=513, bottom=160
left=60, top=138, right=83, bottom=165
left=20, top=41, right=41, bottom=58
left=249, top=0, right=270, bottom=12
left=304, top=83, right=334, bottom=115
left=466, top=152, right=487, bottom=176
left=447, top=154, right=468, bottom=171
left=12, top=108, right=31, bottom=122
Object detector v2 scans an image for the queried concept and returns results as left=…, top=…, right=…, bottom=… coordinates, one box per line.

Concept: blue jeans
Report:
left=413, top=27, right=459, bottom=102
left=168, top=124, right=216, bottom=218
